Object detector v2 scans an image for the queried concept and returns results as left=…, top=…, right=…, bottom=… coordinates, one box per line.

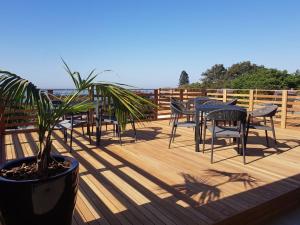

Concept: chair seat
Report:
left=182, top=110, right=196, bottom=115
left=174, top=121, right=197, bottom=128
left=247, top=124, right=273, bottom=131
left=58, top=119, right=86, bottom=130
left=207, top=125, right=241, bottom=138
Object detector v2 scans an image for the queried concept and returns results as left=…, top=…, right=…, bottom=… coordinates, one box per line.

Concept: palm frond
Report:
left=94, top=82, right=155, bottom=129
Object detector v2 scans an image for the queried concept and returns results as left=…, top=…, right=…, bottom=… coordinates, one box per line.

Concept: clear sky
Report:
left=0, top=0, right=299, bottom=89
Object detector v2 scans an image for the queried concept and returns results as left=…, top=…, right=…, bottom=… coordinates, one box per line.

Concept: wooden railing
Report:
left=1, top=88, right=300, bottom=135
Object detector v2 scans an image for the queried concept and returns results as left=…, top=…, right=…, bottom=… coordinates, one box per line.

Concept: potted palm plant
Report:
left=0, top=61, right=154, bottom=225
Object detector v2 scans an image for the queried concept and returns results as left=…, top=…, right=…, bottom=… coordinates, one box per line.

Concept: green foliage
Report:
left=231, top=68, right=300, bottom=89
left=226, top=61, right=260, bottom=80
left=179, top=70, right=189, bottom=86
left=0, top=60, right=154, bottom=176
left=185, top=61, right=299, bottom=90
left=201, top=64, right=227, bottom=88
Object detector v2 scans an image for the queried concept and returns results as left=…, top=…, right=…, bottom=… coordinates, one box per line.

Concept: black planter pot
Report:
left=0, top=155, right=79, bottom=225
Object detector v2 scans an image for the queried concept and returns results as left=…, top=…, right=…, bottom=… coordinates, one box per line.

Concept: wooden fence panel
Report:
left=1, top=88, right=300, bottom=133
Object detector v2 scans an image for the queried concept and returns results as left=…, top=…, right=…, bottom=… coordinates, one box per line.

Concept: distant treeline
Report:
left=179, top=61, right=300, bottom=89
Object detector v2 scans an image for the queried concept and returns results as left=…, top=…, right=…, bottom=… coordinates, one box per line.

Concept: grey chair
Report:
left=91, top=97, right=137, bottom=145
left=101, top=114, right=137, bottom=145
left=169, top=97, right=195, bottom=125
left=245, top=105, right=278, bottom=147
left=58, top=112, right=91, bottom=151
left=168, top=101, right=197, bottom=148
left=203, top=109, right=247, bottom=164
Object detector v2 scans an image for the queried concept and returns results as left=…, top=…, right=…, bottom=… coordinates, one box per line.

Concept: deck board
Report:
left=1, top=120, right=300, bottom=225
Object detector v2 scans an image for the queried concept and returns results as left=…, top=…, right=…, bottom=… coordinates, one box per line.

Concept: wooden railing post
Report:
left=223, top=89, right=227, bottom=102
left=180, top=89, right=184, bottom=102
left=249, top=89, right=254, bottom=111
left=281, top=90, right=288, bottom=128
left=154, top=89, right=159, bottom=120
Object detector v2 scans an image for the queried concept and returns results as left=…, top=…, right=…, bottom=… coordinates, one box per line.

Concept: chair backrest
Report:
left=226, top=99, right=238, bottom=105
left=251, top=105, right=278, bottom=117
left=170, top=101, right=184, bottom=115
left=207, top=109, right=247, bottom=122
left=194, top=97, right=211, bottom=106
left=203, top=100, right=225, bottom=105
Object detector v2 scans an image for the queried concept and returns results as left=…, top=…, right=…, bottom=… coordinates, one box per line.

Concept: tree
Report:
left=295, top=69, right=300, bottom=76
left=201, top=64, right=227, bottom=88
left=179, top=70, right=189, bottom=86
left=226, top=61, right=261, bottom=80
left=231, top=68, right=300, bottom=89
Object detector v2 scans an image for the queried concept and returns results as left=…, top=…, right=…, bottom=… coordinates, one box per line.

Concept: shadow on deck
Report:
left=1, top=120, right=300, bottom=225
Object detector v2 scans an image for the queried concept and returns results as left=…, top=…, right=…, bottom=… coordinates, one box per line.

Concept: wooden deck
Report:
left=1, top=120, right=300, bottom=225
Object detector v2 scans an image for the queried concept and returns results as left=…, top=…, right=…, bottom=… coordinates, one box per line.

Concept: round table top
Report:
left=195, top=103, right=246, bottom=113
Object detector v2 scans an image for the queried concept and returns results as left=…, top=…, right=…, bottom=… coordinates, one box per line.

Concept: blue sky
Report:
left=0, top=0, right=299, bottom=88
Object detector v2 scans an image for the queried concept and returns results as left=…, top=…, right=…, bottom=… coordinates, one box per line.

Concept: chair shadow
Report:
left=16, top=130, right=300, bottom=225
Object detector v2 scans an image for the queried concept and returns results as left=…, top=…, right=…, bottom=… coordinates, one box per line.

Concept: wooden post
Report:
left=180, top=89, right=184, bottom=102
left=281, top=90, right=288, bottom=128
left=154, top=89, right=159, bottom=120
left=249, top=90, right=254, bottom=111
left=223, top=89, right=227, bottom=102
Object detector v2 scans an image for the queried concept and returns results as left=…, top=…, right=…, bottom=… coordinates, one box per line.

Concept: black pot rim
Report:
left=0, top=155, right=79, bottom=183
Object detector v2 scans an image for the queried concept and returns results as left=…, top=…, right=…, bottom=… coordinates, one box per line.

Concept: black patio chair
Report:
left=58, top=112, right=91, bottom=151
left=168, top=101, right=197, bottom=148
left=203, top=109, right=247, bottom=164
left=93, top=104, right=137, bottom=145
left=169, top=97, right=195, bottom=125
left=245, top=105, right=278, bottom=148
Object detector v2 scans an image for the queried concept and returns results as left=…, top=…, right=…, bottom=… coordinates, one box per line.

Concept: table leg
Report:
left=195, top=110, right=200, bottom=152
left=200, top=112, right=203, bottom=144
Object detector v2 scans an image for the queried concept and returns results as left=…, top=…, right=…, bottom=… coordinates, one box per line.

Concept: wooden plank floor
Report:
left=1, top=120, right=300, bottom=225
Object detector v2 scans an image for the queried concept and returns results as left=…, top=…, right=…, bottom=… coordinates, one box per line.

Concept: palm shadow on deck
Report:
left=51, top=130, right=300, bottom=225
left=1, top=127, right=300, bottom=225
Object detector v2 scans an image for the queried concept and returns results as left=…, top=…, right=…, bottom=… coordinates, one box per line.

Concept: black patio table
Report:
left=195, top=103, right=246, bottom=152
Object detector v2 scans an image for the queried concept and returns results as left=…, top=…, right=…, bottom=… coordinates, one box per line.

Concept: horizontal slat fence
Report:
left=1, top=88, right=300, bottom=136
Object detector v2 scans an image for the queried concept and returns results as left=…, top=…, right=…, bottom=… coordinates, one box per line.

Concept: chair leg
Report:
left=70, top=129, right=73, bottom=152
left=211, top=134, right=215, bottom=164
left=97, top=119, right=102, bottom=145
left=172, top=126, right=177, bottom=142
left=270, top=116, right=277, bottom=145
left=202, top=122, right=207, bottom=153
left=118, top=125, right=122, bottom=145
left=87, top=123, right=91, bottom=144
left=237, top=137, right=240, bottom=155
left=264, top=117, right=269, bottom=147
left=63, top=129, right=67, bottom=142
left=82, top=125, right=84, bottom=135
left=241, top=135, right=246, bottom=164
left=169, top=124, right=175, bottom=148
left=245, top=116, right=251, bottom=149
